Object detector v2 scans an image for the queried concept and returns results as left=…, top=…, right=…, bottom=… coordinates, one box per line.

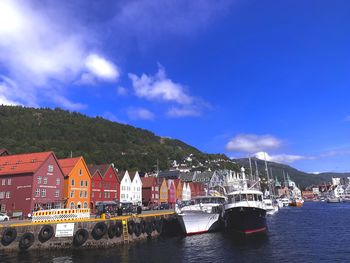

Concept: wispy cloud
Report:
left=226, top=134, right=282, bottom=153
left=0, top=0, right=119, bottom=110
left=254, top=151, right=311, bottom=164
left=167, top=106, right=201, bottom=118
left=116, top=86, right=128, bottom=96
left=113, top=0, right=233, bottom=47
left=127, top=107, right=155, bottom=120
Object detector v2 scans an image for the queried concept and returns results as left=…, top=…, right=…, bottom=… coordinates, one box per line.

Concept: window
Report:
left=85, top=181, right=88, bottom=187
left=79, top=169, right=82, bottom=176
left=48, top=165, right=54, bottom=172
left=84, top=202, right=88, bottom=208
left=91, top=192, right=94, bottom=198
left=54, top=203, right=61, bottom=209
left=152, top=194, right=154, bottom=199
left=92, top=181, right=95, bottom=187
left=70, top=202, right=74, bottom=209
left=47, top=203, right=52, bottom=209
left=80, top=180, right=83, bottom=187
left=37, top=176, right=42, bottom=184
left=71, top=179, right=75, bottom=186
left=0, top=192, right=4, bottom=199
left=155, top=186, right=159, bottom=191
left=7, top=179, right=11, bottom=185
left=84, top=191, right=87, bottom=198
left=56, top=178, right=60, bottom=185
left=35, top=189, right=40, bottom=197
left=155, top=194, right=159, bottom=199
left=121, top=194, right=125, bottom=199
left=80, top=191, right=83, bottom=198
left=34, top=203, right=40, bottom=210
left=114, top=193, right=118, bottom=198
left=43, top=177, right=48, bottom=185
left=152, top=186, right=154, bottom=191
left=5, top=192, right=10, bottom=198
left=55, top=190, right=60, bottom=198
left=99, top=192, right=102, bottom=198
left=70, top=190, right=74, bottom=198
left=1, top=179, right=5, bottom=186
left=41, top=189, right=46, bottom=197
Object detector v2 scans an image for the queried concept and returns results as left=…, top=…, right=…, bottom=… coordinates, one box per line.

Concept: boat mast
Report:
left=249, top=156, right=253, bottom=183
left=264, top=152, right=271, bottom=197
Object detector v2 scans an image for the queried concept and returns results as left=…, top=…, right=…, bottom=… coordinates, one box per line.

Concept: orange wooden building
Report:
left=58, top=156, right=91, bottom=209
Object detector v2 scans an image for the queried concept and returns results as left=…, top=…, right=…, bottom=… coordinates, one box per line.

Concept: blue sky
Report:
left=1, top=0, right=350, bottom=173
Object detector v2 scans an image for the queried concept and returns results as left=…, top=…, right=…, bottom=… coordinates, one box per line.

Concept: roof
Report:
left=58, top=157, right=81, bottom=176
left=158, top=170, right=180, bottom=179
left=0, top=149, right=9, bottom=156
left=87, top=164, right=111, bottom=178
left=141, top=177, right=157, bottom=188
left=179, top=172, right=195, bottom=182
left=117, top=171, right=127, bottom=182
left=193, top=171, right=213, bottom=183
left=129, top=171, right=138, bottom=181
left=0, top=151, right=52, bottom=176
left=174, top=178, right=182, bottom=188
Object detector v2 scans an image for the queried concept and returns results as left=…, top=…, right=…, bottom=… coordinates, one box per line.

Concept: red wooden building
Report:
left=88, top=164, right=120, bottom=210
left=0, top=152, right=64, bottom=217
left=141, top=176, right=159, bottom=207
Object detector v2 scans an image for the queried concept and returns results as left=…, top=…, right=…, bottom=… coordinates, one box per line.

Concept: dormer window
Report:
left=79, top=169, right=82, bottom=176
left=48, top=165, right=54, bottom=173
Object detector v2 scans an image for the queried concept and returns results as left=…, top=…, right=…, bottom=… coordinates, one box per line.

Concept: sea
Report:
left=1, top=202, right=350, bottom=263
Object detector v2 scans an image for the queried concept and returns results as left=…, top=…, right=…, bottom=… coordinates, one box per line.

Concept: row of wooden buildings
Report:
left=0, top=150, right=206, bottom=217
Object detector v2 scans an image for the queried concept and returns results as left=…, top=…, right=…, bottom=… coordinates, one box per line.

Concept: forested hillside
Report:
left=0, top=106, right=236, bottom=172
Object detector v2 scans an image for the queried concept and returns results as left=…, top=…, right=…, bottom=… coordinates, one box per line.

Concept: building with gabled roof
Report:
left=0, top=149, right=9, bottom=156
left=141, top=176, right=159, bottom=206
left=129, top=171, right=142, bottom=205
left=58, top=156, right=91, bottom=209
left=88, top=163, right=120, bottom=210
left=118, top=171, right=132, bottom=203
left=0, top=151, right=65, bottom=216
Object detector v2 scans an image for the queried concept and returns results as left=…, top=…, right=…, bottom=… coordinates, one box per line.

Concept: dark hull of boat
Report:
left=224, top=207, right=267, bottom=235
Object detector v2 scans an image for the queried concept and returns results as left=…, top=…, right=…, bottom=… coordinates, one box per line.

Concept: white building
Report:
left=118, top=171, right=132, bottom=203
left=130, top=171, right=142, bottom=205
left=182, top=182, right=191, bottom=201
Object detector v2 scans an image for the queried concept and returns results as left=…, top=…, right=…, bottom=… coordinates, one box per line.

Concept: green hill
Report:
left=0, top=105, right=237, bottom=172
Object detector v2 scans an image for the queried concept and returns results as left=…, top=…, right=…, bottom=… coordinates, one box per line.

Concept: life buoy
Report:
left=1, top=227, right=17, bottom=246
left=140, top=220, right=146, bottom=234
left=38, top=225, right=54, bottom=243
left=19, top=233, right=34, bottom=250
left=134, top=223, right=142, bottom=237
left=128, top=220, right=135, bottom=235
left=91, top=222, right=107, bottom=240
left=73, top=229, right=89, bottom=247
left=115, top=222, right=122, bottom=237
left=156, top=219, right=163, bottom=234
left=145, top=221, right=153, bottom=236
left=107, top=224, right=117, bottom=239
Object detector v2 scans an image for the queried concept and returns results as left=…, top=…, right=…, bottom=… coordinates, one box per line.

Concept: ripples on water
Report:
left=1, top=202, right=350, bottom=263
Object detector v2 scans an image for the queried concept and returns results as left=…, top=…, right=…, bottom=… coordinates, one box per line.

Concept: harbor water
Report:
left=1, top=202, right=349, bottom=263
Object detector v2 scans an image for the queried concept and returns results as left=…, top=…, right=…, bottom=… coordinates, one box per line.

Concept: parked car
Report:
left=0, top=213, right=9, bottom=221
left=159, top=203, right=170, bottom=210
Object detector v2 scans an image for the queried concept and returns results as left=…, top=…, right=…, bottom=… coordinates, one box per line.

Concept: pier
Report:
left=0, top=210, right=176, bottom=252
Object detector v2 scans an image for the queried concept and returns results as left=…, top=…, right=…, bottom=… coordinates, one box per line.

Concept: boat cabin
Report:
left=193, top=196, right=226, bottom=205
left=227, top=190, right=263, bottom=203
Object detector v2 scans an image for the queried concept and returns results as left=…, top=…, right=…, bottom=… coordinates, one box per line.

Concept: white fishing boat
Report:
left=263, top=198, right=279, bottom=215
left=177, top=196, right=226, bottom=235
left=280, top=197, right=290, bottom=207
left=326, top=196, right=342, bottom=203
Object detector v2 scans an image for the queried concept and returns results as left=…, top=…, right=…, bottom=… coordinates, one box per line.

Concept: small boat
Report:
left=289, top=197, right=304, bottom=207
left=263, top=198, right=279, bottom=215
left=326, top=196, right=342, bottom=203
left=224, top=189, right=267, bottom=235
left=280, top=197, right=290, bottom=207
left=177, top=196, right=226, bottom=235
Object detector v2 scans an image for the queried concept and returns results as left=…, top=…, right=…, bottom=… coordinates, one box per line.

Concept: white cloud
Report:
left=167, top=106, right=201, bottom=118
left=52, top=95, right=87, bottom=111
left=129, top=66, right=193, bottom=104
left=0, top=76, right=21, bottom=106
left=226, top=134, right=282, bottom=153
left=101, top=111, right=122, bottom=123
left=254, top=151, right=308, bottom=164
left=117, top=86, right=128, bottom=96
left=85, top=54, right=119, bottom=81
left=0, top=0, right=120, bottom=109
left=127, top=107, right=155, bottom=120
